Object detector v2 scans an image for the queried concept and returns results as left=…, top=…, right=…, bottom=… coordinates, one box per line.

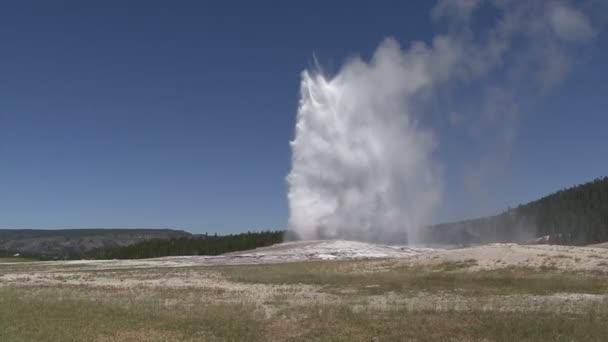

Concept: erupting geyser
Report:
left=286, top=39, right=442, bottom=244
left=286, top=0, right=599, bottom=244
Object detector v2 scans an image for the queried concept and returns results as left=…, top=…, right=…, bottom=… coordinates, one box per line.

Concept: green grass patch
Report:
left=0, top=257, right=37, bottom=263
left=0, top=287, right=263, bottom=342
left=284, top=304, right=608, bottom=342
left=1, top=287, right=607, bottom=341
left=216, top=261, right=608, bottom=296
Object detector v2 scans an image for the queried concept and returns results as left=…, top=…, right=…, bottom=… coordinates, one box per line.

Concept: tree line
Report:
left=425, top=176, right=608, bottom=245
left=86, top=230, right=284, bottom=259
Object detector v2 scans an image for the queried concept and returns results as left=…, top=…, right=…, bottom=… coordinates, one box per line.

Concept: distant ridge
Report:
left=0, top=228, right=191, bottom=258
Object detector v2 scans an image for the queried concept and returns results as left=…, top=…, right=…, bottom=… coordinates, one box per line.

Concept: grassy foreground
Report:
left=0, top=286, right=607, bottom=342
left=1, top=259, right=608, bottom=341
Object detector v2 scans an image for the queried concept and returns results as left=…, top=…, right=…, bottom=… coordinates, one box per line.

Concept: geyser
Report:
left=286, top=39, right=442, bottom=244
left=287, top=0, right=600, bottom=244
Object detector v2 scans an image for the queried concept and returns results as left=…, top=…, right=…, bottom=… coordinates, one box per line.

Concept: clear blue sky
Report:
left=1, top=1, right=606, bottom=233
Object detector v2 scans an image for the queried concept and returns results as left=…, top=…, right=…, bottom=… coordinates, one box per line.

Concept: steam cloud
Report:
left=287, top=0, right=601, bottom=244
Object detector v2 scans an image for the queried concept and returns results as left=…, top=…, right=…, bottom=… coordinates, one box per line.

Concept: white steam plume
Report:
left=287, top=0, right=602, bottom=244
left=287, top=40, right=442, bottom=243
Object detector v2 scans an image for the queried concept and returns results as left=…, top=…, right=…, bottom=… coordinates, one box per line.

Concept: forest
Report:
left=424, top=177, right=608, bottom=245
left=86, top=230, right=284, bottom=259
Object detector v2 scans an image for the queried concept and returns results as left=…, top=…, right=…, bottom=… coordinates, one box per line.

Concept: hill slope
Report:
left=424, top=177, right=608, bottom=245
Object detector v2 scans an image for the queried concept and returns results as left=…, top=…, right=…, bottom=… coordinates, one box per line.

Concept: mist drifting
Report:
left=287, top=0, right=600, bottom=244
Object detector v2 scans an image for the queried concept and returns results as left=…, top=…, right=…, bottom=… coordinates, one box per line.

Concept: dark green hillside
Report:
left=425, top=177, right=608, bottom=245
left=518, top=177, right=608, bottom=244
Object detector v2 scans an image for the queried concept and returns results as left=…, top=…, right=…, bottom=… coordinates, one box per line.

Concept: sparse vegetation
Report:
left=434, top=258, right=478, bottom=271
left=2, top=254, right=608, bottom=341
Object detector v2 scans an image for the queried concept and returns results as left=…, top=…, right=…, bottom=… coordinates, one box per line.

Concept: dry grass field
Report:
left=1, top=243, right=608, bottom=341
